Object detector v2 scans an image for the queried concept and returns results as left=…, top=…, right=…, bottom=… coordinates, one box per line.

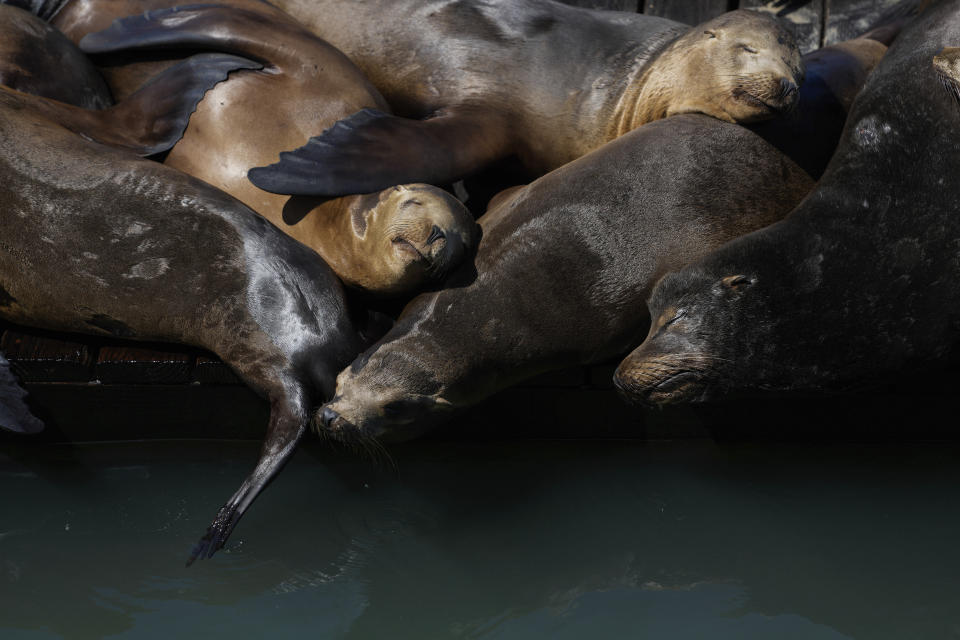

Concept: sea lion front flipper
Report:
left=12, top=52, right=260, bottom=156
left=934, top=47, right=960, bottom=106
left=248, top=108, right=512, bottom=197
left=79, top=3, right=301, bottom=66
left=0, top=353, right=43, bottom=434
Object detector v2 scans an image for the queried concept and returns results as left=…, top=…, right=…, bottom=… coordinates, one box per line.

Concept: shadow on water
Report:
left=1, top=439, right=959, bottom=639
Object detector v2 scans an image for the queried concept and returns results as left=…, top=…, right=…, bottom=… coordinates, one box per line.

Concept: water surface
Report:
left=1, top=439, right=958, bottom=639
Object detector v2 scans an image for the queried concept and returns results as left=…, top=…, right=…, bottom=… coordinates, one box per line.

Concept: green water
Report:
left=1, top=439, right=958, bottom=639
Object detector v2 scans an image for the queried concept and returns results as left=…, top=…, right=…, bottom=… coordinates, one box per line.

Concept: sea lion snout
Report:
left=614, top=350, right=712, bottom=406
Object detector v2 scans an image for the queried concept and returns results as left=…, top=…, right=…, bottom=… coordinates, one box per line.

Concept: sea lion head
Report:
left=633, top=10, right=803, bottom=128
left=614, top=267, right=760, bottom=406
left=933, top=47, right=960, bottom=104
left=354, top=184, right=478, bottom=296
left=314, top=325, right=459, bottom=444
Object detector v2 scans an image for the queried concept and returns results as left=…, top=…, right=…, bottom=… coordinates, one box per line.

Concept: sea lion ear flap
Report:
left=720, top=274, right=755, bottom=291
left=933, top=48, right=960, bottom=107
left=248, top=107, right=510, bottom=197
left=0, top=354, right=44, bottom=434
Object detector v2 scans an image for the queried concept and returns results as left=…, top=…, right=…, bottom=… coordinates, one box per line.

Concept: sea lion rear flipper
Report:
left=187, top=411, right=305, bottom=565
left=248, top=108, right=511, bottom=197
left=15, top=52, right=260, bottom=156
left=0, top=353, right=43, bottom=434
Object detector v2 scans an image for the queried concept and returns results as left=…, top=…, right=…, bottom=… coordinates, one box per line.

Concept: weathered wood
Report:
left=95, top=346, right=193, bottom=385
left=193, top=355, right=242, bottom=385
left=643, top=0, right=728, bottom=24
left=824, top=0, right=904, bottom=45
left=0, top=330, right=93, bottom=382
left=558, top=0, right=640, bottom=10
left=741, top=0, right=825, bottom=52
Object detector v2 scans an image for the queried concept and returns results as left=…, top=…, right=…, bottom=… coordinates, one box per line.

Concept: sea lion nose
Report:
left=426, top=225, right=445, bottom=245
left=319, top=406, right=339, bottom=429
left=779, top=77, right=798, bottom=102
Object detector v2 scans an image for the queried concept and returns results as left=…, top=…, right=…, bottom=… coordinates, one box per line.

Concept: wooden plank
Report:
left=823, top=0, right=903, bottom=45
left=558, top=0, right=639, bottom=10
left=741, top=0, right=825, bottom=53
left=95, top=346, right=193, bottom=385
left=643, top=0, right=728, bottom=24
left=0, top=331, right=94, bottom=383
left=193, top=355, right=242, bottom=385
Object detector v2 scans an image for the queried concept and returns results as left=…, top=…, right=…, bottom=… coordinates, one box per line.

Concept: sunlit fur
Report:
left=356, top=184, right=478, bottom=296
left=933, top=47, right=960, bottom=106
left=614, top=10, right=803, bottom=136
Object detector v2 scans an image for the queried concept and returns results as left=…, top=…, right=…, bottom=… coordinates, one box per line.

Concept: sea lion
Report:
left=0, top=68, right=387, bottom=561
left=311, top=114, right=814, bottom=443
left=613, top=0, right=960, bottom=406
left=76, top=3, right=478, bottom=297
left=0, top=4, right=111, bottom=108
left=246, top=2, right=804, bottom=197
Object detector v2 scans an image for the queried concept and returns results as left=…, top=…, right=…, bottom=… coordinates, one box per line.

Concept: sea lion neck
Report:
left=606, top=25, right=689, bottom=142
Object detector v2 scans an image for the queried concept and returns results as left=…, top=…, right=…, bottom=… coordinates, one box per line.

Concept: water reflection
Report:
left=1, top=440, right=958, bottom=639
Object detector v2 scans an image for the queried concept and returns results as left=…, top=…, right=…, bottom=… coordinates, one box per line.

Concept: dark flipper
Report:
left=10, top=52, right=259, bottom=156
left=247, top=108, right=511, bottom=197
left=0, top=353, right=43, bottom=434
left=187, top=408, right=305, bottom=565
left=80, top=3, right=284, bottom=64
left=103, top=52, right=261, bottom=155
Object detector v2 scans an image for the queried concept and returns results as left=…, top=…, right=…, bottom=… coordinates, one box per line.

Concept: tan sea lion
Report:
left=246, top=1, right=804, bottom=197
left=77, top=3, right=479, bottom=297
left=0, top=4, right=111, bottom=108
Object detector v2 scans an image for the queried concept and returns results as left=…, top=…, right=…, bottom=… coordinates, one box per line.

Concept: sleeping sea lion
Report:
left=0, top=61, right=387, bottom=561
left=246, top=1, right=804, bottom=197
left=613, top=0, right=960, bottom=406
left=75, top=2, right=478, bottom=297
left=311, top=114, right=814, bottom=443
left=0, top=4, right=111, bottom=108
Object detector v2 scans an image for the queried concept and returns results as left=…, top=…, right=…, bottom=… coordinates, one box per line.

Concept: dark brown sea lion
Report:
left=0, top=69, right=387, bottom=561
left=613, top=0, right=960, bottom=406
left=76, top=3, right=479, bottom=297
left=247, top=1, right=804, bottom=197
left=0, top=4, right=111, bottom=108
left=311, top=114, right=814, bottom=442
